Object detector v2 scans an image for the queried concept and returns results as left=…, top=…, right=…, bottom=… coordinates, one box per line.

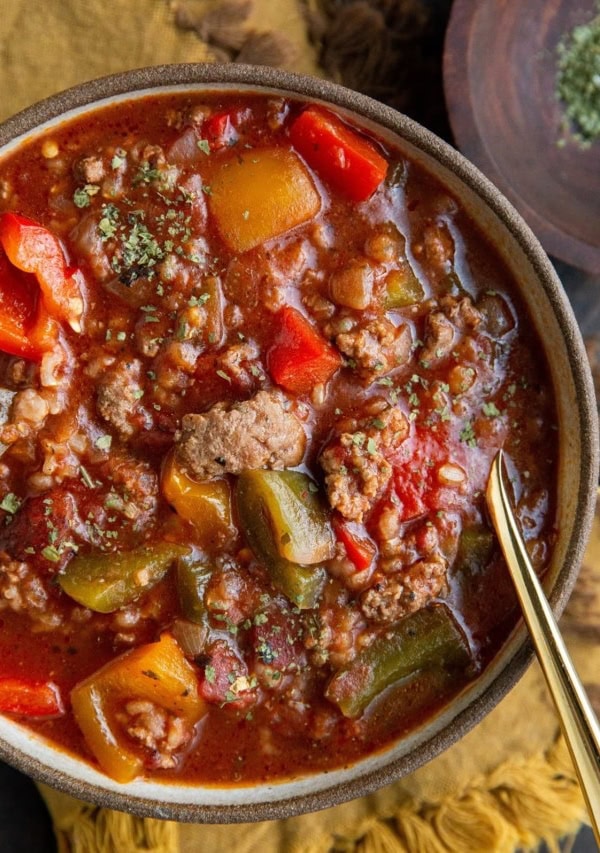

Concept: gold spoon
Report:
left=486, top=450, right=600, bottom=842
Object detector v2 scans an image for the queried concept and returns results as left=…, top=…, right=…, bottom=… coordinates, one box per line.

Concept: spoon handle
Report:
left=486, top=450, right=600, bottom=842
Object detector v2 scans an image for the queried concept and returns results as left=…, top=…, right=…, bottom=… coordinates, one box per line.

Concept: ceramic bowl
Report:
left=0, top=64, right=597, bottom=823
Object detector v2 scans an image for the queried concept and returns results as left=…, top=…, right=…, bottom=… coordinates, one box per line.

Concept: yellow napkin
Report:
left=0, top=0, right=319, bottom=122
left=0, top=2, right=597, bottom=850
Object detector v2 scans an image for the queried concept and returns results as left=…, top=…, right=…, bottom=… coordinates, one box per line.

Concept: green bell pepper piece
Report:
left=454, top=525, right=495, bottom=576
left=325, top=604, right=472, bottom=717
left=58, top=542, right=189, bottom=613
left=236, top=470, right=333, bottom=609
left=237, top=470, right=334, bottom=564
left=385, top=262, right=424, bottom=308
left=262, top=559, right=326, bottom=611
left=176, top=557, right=212, bottom=623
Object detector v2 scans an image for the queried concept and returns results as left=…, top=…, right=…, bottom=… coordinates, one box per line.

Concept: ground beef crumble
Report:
left=360, top=554, right=448, bottom=623
left=116, top=699, right=193, bottom=770
left=320, top=406, right=409, bottom=522
left=336, top=317, right=412, bottom=379
left=0, top=556, right=63, bottom=629
left=96, top=359, right=149, bottom=438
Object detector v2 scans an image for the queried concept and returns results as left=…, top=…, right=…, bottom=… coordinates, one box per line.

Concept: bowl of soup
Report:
left=0, top=64, right=595, bottom=822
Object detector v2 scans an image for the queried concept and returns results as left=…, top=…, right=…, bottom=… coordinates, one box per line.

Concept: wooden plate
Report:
left=443, top=0, right=600, bottom=273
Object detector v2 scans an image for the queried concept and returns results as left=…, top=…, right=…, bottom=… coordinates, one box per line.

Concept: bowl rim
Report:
left=0, top=62, right=597, bottom=823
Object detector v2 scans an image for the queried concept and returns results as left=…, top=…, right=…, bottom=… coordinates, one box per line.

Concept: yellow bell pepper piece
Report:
left=71, top=634, right=206, bottom=783
left=207, top=147, right=321, bottom=252
left=161, top=453, right=236, bottom=550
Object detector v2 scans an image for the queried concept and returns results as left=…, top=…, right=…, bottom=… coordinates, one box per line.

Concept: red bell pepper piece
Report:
left=0, top=677, right=64, bottom=717
left=289, top=106, right=388, bottom=202
left=267, top=306, right=342, bottom=395
left=0, top=212, right=83, bottom=332
left=333, top=517, right=376, bottom=571
left=0, top=249, right=57, bottom=358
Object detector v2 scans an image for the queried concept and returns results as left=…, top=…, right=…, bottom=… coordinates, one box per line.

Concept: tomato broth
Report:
left=0, top=92, right=557, bottom=784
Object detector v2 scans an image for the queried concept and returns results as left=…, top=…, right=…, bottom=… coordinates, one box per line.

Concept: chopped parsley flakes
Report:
left=95, top=434, right=112, bottom=451
left=73, top=184, right=100, bottom=208
left=459, top=421, right=477, bottom=448
left=111, top=149, right=126, bottom=170
left=482, top=402, right=501, bottom=417
left=41, top=545, right=61, bottom=563
left=0, top=493, right=20, bottom=514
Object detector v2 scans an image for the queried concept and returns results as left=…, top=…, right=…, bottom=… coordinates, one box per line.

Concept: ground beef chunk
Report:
left=305, top=594, right=366, bottom=668
left=96, top=359, right=147, bottom=438
left=441, top=295, right=482, bottom=330
left=420, top=312, right=455, bottom=365
left=175, top=389, right=306, bottom=479
left=75, top=154, right=106, bottom=184
left=420, top=295, right=482, bottom=365
left=0, top=387, right=49, bottom=446
left=320, top=406, right=409, bottom=523
left=322, top=447, right=391, bottom=523
left=336, top=318, right=412, bottom=378
left=116, top=699, right=193, bottom=770
left=100, top=453, right=159, bottom=528
left=214, top=342, right=264, bottom=392
left=360, top=555, right=448, bottom=623
left=423, top=222, right=454, bottom=270
left=0, top=556, right=62, bottom=629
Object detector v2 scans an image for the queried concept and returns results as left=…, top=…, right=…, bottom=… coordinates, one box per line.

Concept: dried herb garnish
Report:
left=556, top=8, right=600, bottom=149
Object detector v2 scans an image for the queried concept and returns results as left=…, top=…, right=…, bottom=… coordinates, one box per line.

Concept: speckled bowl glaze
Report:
left=0, top=65, right=597, bottom=823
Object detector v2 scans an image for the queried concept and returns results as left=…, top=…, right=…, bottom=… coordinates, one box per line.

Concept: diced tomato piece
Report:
left=0, top=212, right=83, bottom=331
left=204, top=110, right=240, bottom=150
left=332, top=517, right=377, bottom=571
left=393, top=427, right=441, bottom=521
left=393, top=426, right=469, bottom=521
left=394, top=473, right=427, bottom=521
left=267, top=306, right=342, bottom=395
left=289, top=106, right=388, bottom=202
left=0, top=678, right=64, bottom=717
